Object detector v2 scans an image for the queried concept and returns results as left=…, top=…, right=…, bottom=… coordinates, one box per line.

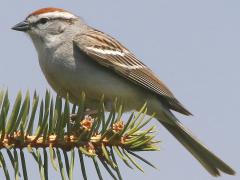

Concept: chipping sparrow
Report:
left=12, top=7, right=235, bottom=176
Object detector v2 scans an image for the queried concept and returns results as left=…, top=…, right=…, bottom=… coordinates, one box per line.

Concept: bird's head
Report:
left=12, top=7, right=85, bottom=49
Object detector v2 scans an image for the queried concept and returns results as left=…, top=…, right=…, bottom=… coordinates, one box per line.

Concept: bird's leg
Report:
left=68, top=108, right=98, bottom=136
left=70, top=108, right=98, bottom=123
left=84, top=108, right=98, bottom=116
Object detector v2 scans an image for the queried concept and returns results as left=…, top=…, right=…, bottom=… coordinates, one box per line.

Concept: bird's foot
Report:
left=70, top=108, right=98, bottom=122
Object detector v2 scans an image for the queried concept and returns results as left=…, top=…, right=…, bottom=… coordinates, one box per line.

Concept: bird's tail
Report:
left=157, top=115, right=235, bottom=176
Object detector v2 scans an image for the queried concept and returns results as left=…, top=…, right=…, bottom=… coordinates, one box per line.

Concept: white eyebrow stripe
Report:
left=86, top=46, right=143, bottom=69
left=28, top=11, right=77, bottom=23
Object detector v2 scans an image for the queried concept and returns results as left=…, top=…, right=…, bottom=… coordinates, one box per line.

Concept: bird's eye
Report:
left=38, top=18, right=48, bottom=24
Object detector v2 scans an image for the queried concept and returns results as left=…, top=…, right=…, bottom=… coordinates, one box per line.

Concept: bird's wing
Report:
left=73, top=28, right=192, bottom=115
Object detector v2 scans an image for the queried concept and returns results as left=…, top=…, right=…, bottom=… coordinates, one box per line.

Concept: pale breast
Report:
left=37, top=41, right=149, bottom=112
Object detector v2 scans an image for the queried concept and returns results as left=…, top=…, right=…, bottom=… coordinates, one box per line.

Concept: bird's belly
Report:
left=40, top=55, right=147, bottom=111
left=67, top=65, right=145, bottom=111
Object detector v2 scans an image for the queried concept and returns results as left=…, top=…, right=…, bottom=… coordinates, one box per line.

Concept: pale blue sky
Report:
left=1, top=0, right=239, bottom=179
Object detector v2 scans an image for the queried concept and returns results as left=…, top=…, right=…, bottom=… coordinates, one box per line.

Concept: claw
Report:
left=70, top=108, right=98, bottom=122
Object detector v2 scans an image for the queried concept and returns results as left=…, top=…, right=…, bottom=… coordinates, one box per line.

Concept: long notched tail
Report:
left=159, top=119, right=235, bottom=176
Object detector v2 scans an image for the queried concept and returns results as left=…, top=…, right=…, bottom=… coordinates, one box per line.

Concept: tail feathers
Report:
left=167, top=98, right=193, bottom=116
left=160, top=120, right=235, bottom=176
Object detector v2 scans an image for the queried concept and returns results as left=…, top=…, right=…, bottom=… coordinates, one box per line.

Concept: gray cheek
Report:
left=47, top=26, right=65, bottom=35
left=58, top=25, right=65, bottom=34
left=48, top=24, right=65, bottom=35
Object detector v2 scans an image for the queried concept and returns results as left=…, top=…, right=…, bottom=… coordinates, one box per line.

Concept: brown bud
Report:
left=80, top=115, right=93, bottom=131
left=112, top=120, right=124, bottom=133
left=86, top=142, right=96, bottom=154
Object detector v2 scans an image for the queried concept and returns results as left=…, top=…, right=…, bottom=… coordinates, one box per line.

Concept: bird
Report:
left=12, top=7, right=235, bottom=176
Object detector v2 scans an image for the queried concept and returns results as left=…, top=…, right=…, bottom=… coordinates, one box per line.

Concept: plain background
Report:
left=0, top=0, right=239, bottom=179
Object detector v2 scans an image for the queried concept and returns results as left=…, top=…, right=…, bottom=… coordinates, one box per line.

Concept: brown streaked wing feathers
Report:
left=73, top=28, right=192, bottom=115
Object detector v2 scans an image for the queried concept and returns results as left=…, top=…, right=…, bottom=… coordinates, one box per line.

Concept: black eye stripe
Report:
left=33, top=17, right=75, bottom=26
left=38, top=18, right=48, bottom=24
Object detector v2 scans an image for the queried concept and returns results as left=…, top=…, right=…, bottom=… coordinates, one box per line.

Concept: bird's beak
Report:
left=12, top=20, right=30, bottom=32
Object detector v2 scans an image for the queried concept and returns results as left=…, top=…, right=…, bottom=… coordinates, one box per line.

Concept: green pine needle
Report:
left=0, top=90, right=160, bottom=180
